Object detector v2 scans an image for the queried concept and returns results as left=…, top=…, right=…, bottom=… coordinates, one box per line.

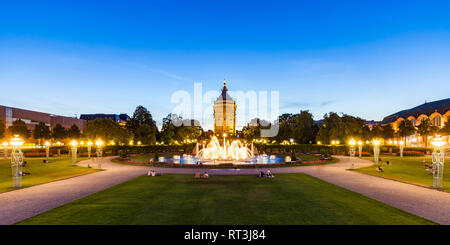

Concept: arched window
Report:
left=434, top=115, right=441, bottom=126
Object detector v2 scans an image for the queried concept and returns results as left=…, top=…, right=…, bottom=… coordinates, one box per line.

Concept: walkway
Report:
left=0, top=156, right=449, bottom=224
left=0, top=157, right=148, bottom=225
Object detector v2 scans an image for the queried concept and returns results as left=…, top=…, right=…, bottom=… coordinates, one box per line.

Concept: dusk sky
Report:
left=1, top=0, right=450, bottom=129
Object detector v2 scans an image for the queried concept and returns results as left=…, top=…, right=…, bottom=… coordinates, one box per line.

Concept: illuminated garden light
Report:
left=70, top=140, right=78, bottom=166
left=2, top=141, right=8, bottom=159
left=431, top=135, right=446, bottom=189
left=96, top=139, right=104, bottom=169
left=348, top=138, right=356, bottom=169
left=10, top=135, right=24, bottom=188
left=399, top=140, right=405, bottom=158
left=372, top=139, right=381, bottom=166
left=87, top=141, right=93, bottom=158
left=357, top=141, right=363, bottom=158
left=45, top=141, right=50, bottom=163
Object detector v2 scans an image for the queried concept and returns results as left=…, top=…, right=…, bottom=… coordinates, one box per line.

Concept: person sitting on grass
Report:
left=202, top=171, right=209, bottom=179
left=259, top=171, right=265, bottom=178
left=385, top=161, right=391, bottom=165
left=266, top=170, right=274, bottom=178
left=376, top=165, right=384, bottom=172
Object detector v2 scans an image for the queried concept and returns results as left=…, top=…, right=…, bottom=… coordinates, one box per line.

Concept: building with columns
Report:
left=213, top=80, right=237, bottom=136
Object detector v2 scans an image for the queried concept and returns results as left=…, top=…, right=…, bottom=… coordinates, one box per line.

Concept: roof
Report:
left=215, top=80, right=235, bottom=102
left=381, top=98, right=450, bottom=124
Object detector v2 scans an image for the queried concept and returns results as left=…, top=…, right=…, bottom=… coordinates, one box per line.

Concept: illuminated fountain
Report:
left=196, top=136, right=254, bottom=162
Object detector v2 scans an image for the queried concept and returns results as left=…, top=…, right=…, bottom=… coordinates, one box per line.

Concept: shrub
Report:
left=397, top=150, right=424, bottom=156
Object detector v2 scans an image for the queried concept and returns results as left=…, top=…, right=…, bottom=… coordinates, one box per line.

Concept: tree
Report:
left=441, top=120, right=450, bottom=136
left=397, top=119, right=416, bottom=143
left=0, top=120, right=5, bottom=139
left=52, top=124, right=67, bottom=141
left=381, top=124, right=395, bottom=140
left=160, top=123, right=175, bottom=144
left=83, top=118, right=133, bottom=144
left=66, top=124, right=81, bottom=139
left=135, top=124, right=157, bottom=145
left=126, top=105, right=157, bottom=134
left=8, top=119, right=30, bottom=139
left=293, top=110, right=315, bottom=144
left=33, top=122, right=51, bottom=144
left=370, top=125, right=383, bottom=139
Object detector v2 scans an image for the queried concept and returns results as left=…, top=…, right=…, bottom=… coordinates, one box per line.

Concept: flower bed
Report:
left=397, top=150, right=424, bottom=156
left=24, top=152, right=54, bottom=157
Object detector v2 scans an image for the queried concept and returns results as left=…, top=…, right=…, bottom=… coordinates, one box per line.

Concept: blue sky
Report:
left=1, top=0, right=450, bottom=129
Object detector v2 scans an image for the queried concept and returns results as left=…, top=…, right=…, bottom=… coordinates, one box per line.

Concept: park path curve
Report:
left=0, top=157, right=148, bottom=225
left=0, top=156, right=449, bottom=224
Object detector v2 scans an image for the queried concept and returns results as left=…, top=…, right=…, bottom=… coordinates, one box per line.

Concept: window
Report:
left=434, top=115, right=441, bottom=126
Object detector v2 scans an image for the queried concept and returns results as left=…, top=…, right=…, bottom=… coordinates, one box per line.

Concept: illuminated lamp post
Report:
left=372, top=139, right=381, bottom=166
left=70, top=140, right=78, bottom=166
left=431, top=135, right=445, bottom=189
left=96, top=139, right=104, bottom=169
left=358, top=141, right=363, bottom=158
left=3, top=141, right=8, bottom=159
left=348, top=139, right=356, bottom=169
left=10, top=135, right=24, bottom=188
left=399, top=140, right=405, bottom=158
left=45, top=141, right=50, bottom=163
left=87, top=141, right=93, bottom=158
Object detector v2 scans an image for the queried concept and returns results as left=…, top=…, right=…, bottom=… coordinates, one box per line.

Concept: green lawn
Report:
left=0, top=156, right=98, bottom=193
left=355, top=156, right=450, bottom=192
left=17, top=173, right=434, bottom=225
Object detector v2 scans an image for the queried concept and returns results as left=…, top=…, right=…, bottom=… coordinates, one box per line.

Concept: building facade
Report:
left=0, top=105, right=86, bottom=135
left=381, top=98, right=449, bottom=146
left=213, top=80, right=237, bottom=136
left=80, top=113, right=130, bottom=126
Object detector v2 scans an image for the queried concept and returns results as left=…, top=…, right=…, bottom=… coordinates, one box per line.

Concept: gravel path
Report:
left=0, top=156, right=449, bottom=224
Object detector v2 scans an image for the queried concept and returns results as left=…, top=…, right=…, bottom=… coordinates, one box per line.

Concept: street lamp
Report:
left=45, top=141, right=50, bottom=163
left=10, top=135, right=24, bottom=188
left=3, top=141, right=8, bottom=159
left=357, top=141, right=363, bottom=158
left=372, top=139, right=381, bottom=166
left=431, top=135, right=445, bottom=189
left=87, top=141, right=93, bottom=158
left=70, top=140, right=78, bottom=166
left=349, top=138, right=356, bottom=169
left=399, top=140, right=405, bottom=158
left=96, top=139, right=104, bottom=169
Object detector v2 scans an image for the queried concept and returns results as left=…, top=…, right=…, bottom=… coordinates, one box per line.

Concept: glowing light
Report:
left=96, top=139, right=104, bottom=147
left=137, top=141, right=141, bottom=146
left=129, top=140, right=134, bottom=145
left=9, top=135, right=24, bottom=147
left=196, top=136, right=253, bottom=161
left=357, top=141, right=363, bottom=146
left=431, top=135, right=446, bottom=147
left=70, top=140, right=78, bottom=147
left=399, top=140, right=404, bottom=145
left=3, top=141, right=9, bottom=146
left=317, top=141, right=322, bottom=145
left=372, top=139, right=381, bottom=146
left=348, top=138, right=356, bottom=146
left=388, top=140, right=393, bottom=145
left=87, top=141, right=93, bottom=146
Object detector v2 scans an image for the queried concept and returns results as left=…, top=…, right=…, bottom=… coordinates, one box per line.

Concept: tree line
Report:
left=1, top=107, right=449, bottom=146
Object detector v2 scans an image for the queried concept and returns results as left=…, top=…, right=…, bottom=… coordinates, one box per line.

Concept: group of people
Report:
left=423, top=160, right=436, bottom=175
left=259, top=170, right=274, bottom=178
left=195, top=171, right=209, bottom=178
left=147, top=170, right=161, bottom=177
